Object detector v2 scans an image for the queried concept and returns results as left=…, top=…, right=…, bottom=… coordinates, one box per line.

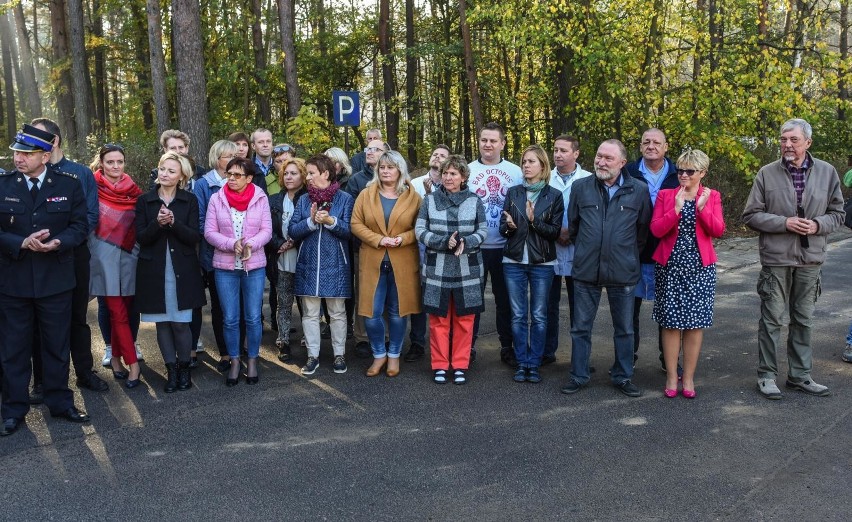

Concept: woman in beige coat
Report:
left=351, top=151, right=422, bottom=377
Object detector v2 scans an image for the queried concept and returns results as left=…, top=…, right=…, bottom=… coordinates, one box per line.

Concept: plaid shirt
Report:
left=783, top=153, right=812, bottom=206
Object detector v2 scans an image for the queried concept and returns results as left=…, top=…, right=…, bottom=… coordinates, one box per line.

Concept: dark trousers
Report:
left=544, top=275, right=575, bottom=359
left=0, top=290, right=74, bottom=420
left=203, top=269, right=227, bottom=356
left=473, top=248, right=513, bottom=353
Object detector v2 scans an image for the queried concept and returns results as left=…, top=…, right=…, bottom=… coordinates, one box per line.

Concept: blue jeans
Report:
left=364, top=261, right=408, bottom=358
left=544, top=275, right=575, bottom=359
left=215, top=268, right=265, bottom=358
left=504, top=263, right=553, bottom=368
left=473, top=248, right=513, bottom=352
left=847, top=321, right=852, bottom=345
left=570, top=280, right=636, bottom=385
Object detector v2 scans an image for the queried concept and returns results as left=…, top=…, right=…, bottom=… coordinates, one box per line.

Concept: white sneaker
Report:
left=101, top=345, right=112, bottom=367
left=757, top=378, right=782, bottom=400
left=135, top=343, right=144, bottom=361
left=785, top=378, right=830, bottom=397
left=195, top=339, right=205, bottom=353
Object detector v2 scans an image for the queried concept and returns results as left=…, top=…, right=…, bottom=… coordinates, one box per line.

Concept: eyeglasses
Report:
left=273, top=145, right=293, bottom=154
left=676, top=169, right=699, bottom=177
left=365, top=147, right=382, bottom=153
left=227, top=171, right=249, bottom=178
left=219, top=154, right=235, bottom=160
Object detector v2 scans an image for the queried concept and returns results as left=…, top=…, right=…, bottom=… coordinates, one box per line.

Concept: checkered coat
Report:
left=415, top=186, right=487, bottom=317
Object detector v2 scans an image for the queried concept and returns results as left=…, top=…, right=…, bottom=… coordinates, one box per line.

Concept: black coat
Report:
left=268, top=188, right=307, bottom=252
left=134, top=187, right=206, bottom=314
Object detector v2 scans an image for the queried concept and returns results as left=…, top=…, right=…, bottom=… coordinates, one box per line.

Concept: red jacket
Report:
left=650, top=186, right=725, bottom=267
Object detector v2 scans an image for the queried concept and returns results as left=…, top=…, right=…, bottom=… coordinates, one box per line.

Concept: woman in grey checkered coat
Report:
left=415, top=155, right=487, bottom=385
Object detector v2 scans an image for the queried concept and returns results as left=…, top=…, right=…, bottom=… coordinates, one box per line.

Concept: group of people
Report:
left=0, top=116, right=845, bottom=437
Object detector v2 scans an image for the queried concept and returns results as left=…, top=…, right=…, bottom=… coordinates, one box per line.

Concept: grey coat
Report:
left=415, top=186, right=487, bottom=317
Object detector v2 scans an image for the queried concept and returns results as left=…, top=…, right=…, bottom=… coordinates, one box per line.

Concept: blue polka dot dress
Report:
left=653, top=200, right=716, bottom=329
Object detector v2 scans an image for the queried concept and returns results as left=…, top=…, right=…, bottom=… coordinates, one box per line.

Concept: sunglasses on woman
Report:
left=676, top=169, right=699, bottom=177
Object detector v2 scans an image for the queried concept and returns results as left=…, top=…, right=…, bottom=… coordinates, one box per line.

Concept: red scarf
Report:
left=223, top=182, right=255, bottom=211
left=94, top=170, right=142, bottom=252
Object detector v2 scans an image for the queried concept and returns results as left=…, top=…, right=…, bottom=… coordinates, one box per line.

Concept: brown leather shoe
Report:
left=366, top=357, right=387, bottom=377
left=386, top=357, right=400, bottom=377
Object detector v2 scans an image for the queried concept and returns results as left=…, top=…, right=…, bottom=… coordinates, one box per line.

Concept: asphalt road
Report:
left=2, top=240, right=851, bottom=521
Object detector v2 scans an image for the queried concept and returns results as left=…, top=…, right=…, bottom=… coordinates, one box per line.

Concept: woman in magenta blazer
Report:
left=650, top=149, right=725, bottom=399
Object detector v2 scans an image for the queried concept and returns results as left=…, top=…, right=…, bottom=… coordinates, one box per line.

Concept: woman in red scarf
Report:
left=89, top=144, right=144, bottom=388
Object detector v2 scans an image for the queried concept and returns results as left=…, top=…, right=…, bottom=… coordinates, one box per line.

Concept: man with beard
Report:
left=561, top=139, right=651, bottom=398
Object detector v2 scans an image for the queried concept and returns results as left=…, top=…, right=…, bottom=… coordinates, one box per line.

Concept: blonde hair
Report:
left=278, top=157, right=308, bottom=189
left=208, top=140, right=238, bottom=170
left=676, top=149, right=710, bottom=172
left=157, top=151, right=194, bottom=189
left=367, top=151, right=410, bottom=195
left=324, top=147, right=352, bottom=176
left=522, top=144, right=552, bottom=184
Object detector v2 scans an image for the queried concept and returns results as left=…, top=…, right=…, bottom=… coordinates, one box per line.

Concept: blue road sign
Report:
left=332, top=91, right=360, bottom=126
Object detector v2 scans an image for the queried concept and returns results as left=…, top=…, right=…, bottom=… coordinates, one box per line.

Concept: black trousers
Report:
left=0, top=290, right=74, bottom=420
left=33, top=244, right=94, bottom=385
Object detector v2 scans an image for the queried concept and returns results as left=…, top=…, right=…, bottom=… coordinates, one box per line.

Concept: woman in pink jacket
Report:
left=204, top=157, right=272, bottom=386
left=650, top=149, right=725, bottom=399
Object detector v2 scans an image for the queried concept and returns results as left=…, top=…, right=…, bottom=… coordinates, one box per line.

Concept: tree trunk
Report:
left=249, top=0, right=271, bottom=122
left=146, top=0, right=170, bottom=134
left=13, top=4, right=41, bottom=117
left=0, top=20, right=16, bottom=142
left=379, top=0, right=399, bottom=150
left=838, top=0, right=848, bottom=122
left=405, top=0, right=418, bottom=165
left=50, top=0, right=76, bottom=147
left=639, top=0, right=663, bottom=125
left=458, top=0, right=483, bottom=137
left=276, top=0, right=301, bottom=118
left=460, top=69, right=472, bottom=159
left=93, top=0, right=108, bottom=132
left=67, top=0, right=92, bottom=148
left=1, top=12, right=24, bottom=118
left=172, top=0, right=210, bottom=165
left=129, top=0, right=154, bottom=131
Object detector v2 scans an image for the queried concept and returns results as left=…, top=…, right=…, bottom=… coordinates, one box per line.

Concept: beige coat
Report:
left=351, top=183, right=422, bottom=317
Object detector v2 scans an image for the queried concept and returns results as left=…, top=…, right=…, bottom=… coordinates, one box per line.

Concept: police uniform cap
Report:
left=9, top=123, right=56, bottom=152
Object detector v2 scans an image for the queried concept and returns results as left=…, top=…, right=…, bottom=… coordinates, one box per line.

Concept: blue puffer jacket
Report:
left=288, top=189, right=354, bottom=298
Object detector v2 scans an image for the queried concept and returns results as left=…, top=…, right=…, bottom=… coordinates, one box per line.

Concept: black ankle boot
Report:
left=164, top=363, right=178, bottom=393
left=176, top=361, right=192, bottom=391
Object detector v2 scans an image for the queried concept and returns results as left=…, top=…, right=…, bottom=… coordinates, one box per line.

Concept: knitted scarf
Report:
left=223, top=182, right=255, bottom=211
left=94, top=170, right=142, bottom=252
left=523, top=179, right=547, bottom=204
left=308, top=181, right=340, bottom=209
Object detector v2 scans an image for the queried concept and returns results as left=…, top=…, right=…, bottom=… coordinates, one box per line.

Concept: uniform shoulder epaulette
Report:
left=0, top=170, right=13, bottom=176
left=54, top=170, right=78, bottom=180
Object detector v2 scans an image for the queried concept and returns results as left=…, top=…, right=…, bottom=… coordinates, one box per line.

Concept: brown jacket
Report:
left=351, top=183, right=422, bottom=317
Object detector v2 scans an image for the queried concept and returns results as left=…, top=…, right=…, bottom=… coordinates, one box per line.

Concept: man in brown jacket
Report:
left=742, top=118, right=845, bottom=399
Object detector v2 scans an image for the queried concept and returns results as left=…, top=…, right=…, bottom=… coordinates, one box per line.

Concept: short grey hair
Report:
left=781, top=118, right=812, bottom=140
left=208, top=140, right=238, bottom=169
left=367, top=150, right=410, bottom=195
left=602, top=139, right=628, bottom=160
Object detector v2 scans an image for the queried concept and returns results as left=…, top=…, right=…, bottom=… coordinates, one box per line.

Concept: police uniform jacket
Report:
left=0, top=167, right=88, bottom=298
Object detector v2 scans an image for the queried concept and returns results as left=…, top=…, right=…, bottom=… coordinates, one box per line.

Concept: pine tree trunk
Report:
left=50, top=0, right=76, bottom=147
left=172, top=0, right=210, bottom=166
left=276, top=0, right=301, bottom=118
left=379, top=0, right=400, bottom=150
left=405, top=0, right=418, bottom=165
left=147, top=0, right=171, bottom=134
left=67, top=0, right=92, bottom=149
left=0, top=20, right=16, bottom=142
left=93, top=0, right=108, bottom=132
left=250, top=0, right=271, bottom=122
left=458, top=0, right=483, bottom=138
left=13, top=3, right=42, bottom=117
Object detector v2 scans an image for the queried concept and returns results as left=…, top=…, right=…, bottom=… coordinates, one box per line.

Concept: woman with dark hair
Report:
left=268, top=157, right=307, bottom=361
left=135, top=152, right=207, bottom=392
left=351, top=150, right=422, bottom=377
left=89, top=143, right=144, bottom=388
left=289, top=154, right=355, bottom=376
left=651, top=149, right=725, bottom=399
left=500, top=145, right=564, bottom=384
left=204, top=157, right=272, bottom=386
left=415, top=155, right=487, bottom=385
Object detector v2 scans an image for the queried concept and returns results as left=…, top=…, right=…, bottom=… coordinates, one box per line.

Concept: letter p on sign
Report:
left=333, top=91, right=360, bottom=127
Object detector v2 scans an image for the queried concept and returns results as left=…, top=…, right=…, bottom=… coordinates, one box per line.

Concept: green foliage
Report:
left=285, top=105, right=333, bottom=155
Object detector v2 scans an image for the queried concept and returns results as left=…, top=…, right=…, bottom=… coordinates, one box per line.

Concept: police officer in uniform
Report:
left=0, top=124, right=90, bottom=436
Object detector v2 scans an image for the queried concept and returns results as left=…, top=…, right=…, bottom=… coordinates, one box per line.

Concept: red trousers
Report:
left=105, top=296, right=137, bottom=365
left=429, top=295, right=473, bottom=371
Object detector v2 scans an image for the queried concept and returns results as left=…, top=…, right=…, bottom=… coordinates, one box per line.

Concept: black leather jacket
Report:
left=499, top=184, right=564, bottom=264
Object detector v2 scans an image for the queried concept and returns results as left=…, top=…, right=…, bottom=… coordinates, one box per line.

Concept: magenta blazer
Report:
left=204, top=188, right=272, bottom=271
left=650, top=186, right=725, bottom=267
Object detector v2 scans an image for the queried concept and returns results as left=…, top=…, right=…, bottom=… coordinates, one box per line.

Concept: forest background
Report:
left=0, top=0, right=849, bottom=231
